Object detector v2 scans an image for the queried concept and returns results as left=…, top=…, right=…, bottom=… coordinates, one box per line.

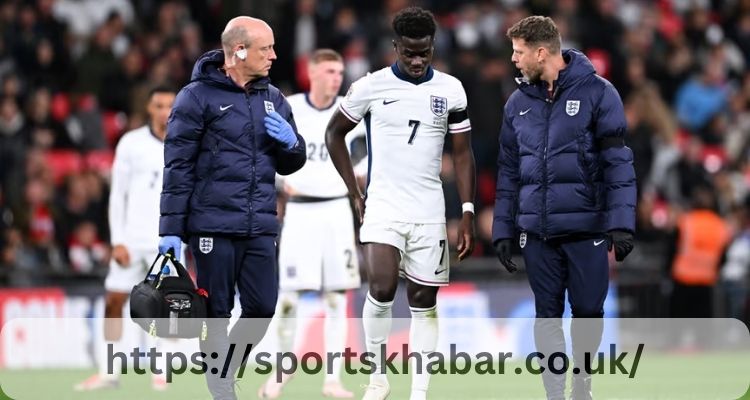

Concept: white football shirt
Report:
left=283, top=93, right=364, bottom=197
left=340, top=65, right=471, bottom=223
left=109, top=125, right=165, bottom=251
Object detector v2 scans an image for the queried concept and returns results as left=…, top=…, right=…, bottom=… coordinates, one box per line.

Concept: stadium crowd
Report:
left=0, top=0, right=748, bottom=321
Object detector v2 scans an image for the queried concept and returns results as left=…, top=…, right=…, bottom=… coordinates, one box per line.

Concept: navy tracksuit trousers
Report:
left=521, top=233, right=609, bottom=318
left=189, top=235, right=278, bottom=400
left=521, top=233, right=609, bottom=400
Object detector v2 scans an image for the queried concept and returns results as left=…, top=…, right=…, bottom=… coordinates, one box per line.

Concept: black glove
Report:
left=494, top=239, right=518, bottom=273
left=607, top=230, right=634, bottom=262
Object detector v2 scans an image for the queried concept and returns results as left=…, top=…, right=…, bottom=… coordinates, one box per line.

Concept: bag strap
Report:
left=142, top=251, right=193, bottom=286
left=163, top=251, right=191, bottom=280
left=142, top=253, right=172, bottom=284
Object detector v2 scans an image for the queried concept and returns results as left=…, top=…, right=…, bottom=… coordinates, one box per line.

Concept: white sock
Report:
left=276, top=291, right=299, bottom=355
left=409, top=305, right=437, bottom=399
left=362, top=292, right=393, bottom=385
left=323, top=291, right=348, bottom=384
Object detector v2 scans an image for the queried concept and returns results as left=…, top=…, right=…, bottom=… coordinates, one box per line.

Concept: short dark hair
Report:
left=392, top=7, right=436, bottom=40
left=148, top=85, right=176, bottom=99
left=310, top=49, right=343, bottom=64
left=506, top=16, right=561, bottom=53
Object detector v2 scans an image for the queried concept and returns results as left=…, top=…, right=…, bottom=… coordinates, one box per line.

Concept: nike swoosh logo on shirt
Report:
left=594, top=239, right=606, bottom=246
left=382, top=99, right=400, bottom=105
left=435, top=268, right=448, bottom=275
left=219, top=104, right=234, bottom=111
left=519, top=108, right=531, bottom=115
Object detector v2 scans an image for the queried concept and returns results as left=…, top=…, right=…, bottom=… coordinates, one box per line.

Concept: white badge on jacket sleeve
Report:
left=264, top=101, right=275, bottom=114
left=519, top=232, right=527, bottom=249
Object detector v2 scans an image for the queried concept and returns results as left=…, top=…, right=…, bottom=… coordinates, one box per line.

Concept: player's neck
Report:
left=307, top=90, right=335, bottom=110
left=541, top=54, right=567, bottom=93
left=150, top=123, right=166, bottom=141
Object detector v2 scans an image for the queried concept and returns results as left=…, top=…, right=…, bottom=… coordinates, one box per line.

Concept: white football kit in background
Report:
left=340, top=65, right=471, bottom=286
left=278, top=94, right=362, bottom=291
left=105, top=126, right=165, bottom=293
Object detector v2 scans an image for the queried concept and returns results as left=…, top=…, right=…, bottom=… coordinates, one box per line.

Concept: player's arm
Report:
left=325, top=110, right=362, bottom=220
left=326, top=77, right=371, bottom=223
left=108, top=138, right=131, bottom=266
left=449, top=110, right=476, bottom=260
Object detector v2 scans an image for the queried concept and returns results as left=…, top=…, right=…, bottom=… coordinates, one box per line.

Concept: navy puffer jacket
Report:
left=493, top=49, right=636, bottom=242
left=159, top=50, right=306, bottom=239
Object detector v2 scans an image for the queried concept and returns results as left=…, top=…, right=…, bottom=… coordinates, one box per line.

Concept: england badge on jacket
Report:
left=566, top=100, right=580, bottom=116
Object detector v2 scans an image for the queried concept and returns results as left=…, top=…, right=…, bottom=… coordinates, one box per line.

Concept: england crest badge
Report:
left=199, top=237, right=213, bottom=254
left=565, top=100, right=580, bottom=116
left=430, top=95, right=448, bottom=117
left=519, top=232, right=527, bottom=249
left=264, top=100, right=275, bottom=114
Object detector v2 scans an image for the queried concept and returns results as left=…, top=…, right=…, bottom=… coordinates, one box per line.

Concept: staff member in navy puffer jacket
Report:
left=157, top=16, right=306, bottom=400
left=492, top=16, right=636, bottom=400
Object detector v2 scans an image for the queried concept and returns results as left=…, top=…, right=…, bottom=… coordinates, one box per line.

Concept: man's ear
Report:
left=536, top=46, right=546, bottom=62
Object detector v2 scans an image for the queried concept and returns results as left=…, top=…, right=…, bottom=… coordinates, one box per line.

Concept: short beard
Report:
left=525, top=67, right=543, bottom=84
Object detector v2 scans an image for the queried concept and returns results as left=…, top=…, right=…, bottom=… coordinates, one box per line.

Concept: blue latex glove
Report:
left=264, top=111, right=298, bottom=149
left=158, top=236, right=181, bottom=261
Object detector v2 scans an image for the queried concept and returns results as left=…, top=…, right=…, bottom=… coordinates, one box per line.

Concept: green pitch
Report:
left=0, top=354, right=748, bottom=400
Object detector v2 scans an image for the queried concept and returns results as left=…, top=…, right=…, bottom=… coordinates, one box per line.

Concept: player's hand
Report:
left=494, top=239, right=517, bottom=273
left=158, top=236, right=182, bottom=261
left=264, top=111, right=298, bottom=149
left=607, top=230, right=634, bottom=262
left=350, top=192, right=365, bottom=225
left=111, top=244, right=131, bottom=267
left=457, top=212, right=475, bottom=261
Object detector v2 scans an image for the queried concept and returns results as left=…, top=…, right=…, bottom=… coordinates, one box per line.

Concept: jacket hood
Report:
left=556, top=49, right=596, bottom=88
left=190, top=49, right=270, bottom=92
left=517, top=49, right=596, bottom=98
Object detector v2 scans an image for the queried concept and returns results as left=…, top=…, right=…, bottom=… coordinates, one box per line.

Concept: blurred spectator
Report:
left=64, top=94, right=106, bottom=150
left=662, top=136, right=714, bottom=207
left=0, top=96, right=27, bottom=204
left=674, top=57, right=731, bottom=134
left=25, top=87, right=74, bottom=149
left=68, top=220, right=108, bottom=274
left=668, top=185, right=731, bottom=318
left=53, top=172, right=108, bottom=265
left=74, top=25, right=118, bottom=96
left=16, top=178, right=63, bottom=271
left=99, top=46, right=146, bottom=114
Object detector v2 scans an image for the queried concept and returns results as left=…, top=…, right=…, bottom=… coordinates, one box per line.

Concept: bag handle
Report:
left=163, top=251, right=191, bottom=280
left=141, top=251, right=191, bottom=285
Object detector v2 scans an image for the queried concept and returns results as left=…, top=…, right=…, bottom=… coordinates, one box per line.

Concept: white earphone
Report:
left=236, top=48, right=247, bottom=61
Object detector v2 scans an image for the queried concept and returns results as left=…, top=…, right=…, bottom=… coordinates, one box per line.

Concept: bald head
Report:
left=221, top=16, right=271, bottom=54
left=220, top=16, right=277, bottom=83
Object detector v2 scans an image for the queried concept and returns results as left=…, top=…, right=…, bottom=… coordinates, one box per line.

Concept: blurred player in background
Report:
left=326, top=7, right=476, bottom=400
left=258, top=49, right=363, bottom=399
left=74, top=86, right=177, bottom=391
